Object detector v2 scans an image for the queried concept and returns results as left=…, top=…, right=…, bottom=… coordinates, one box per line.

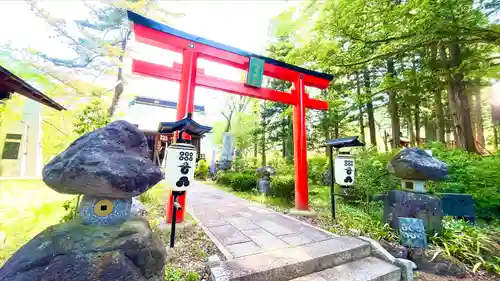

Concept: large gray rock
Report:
left=387, top=148, right=448, bottom=181
left=384, top=190, right=444, bottom=233
left=43, top=120, right=163, bottom=199
left=0, top=217, right=166, bottom=281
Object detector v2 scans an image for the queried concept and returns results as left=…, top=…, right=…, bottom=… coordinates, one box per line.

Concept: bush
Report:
left=231, top=173, right=257, bottom=192
left=216, top=171, right=257, bottom=192
left=353, top=147, right=400, bottom=201
left=195, top=160, right=209, bottom=180
left=308, top=155, right=328, bottom=185
left=426, top=142, right=500, bottom=220
left=216, top=171, right=234, bottom=186
left=270, top=175, right=295, bottom=201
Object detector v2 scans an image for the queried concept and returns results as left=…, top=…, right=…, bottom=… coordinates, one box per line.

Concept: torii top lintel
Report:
left=127, top=11, right=333, bottom=110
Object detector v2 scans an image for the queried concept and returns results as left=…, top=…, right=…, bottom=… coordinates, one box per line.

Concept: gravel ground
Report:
left=159, top=221, right=223, bottom=281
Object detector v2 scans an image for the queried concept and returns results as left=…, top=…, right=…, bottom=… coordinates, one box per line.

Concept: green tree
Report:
left=26, top=0, right=180, bottom=116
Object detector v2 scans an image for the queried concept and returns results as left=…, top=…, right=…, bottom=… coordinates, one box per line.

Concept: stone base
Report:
left=288, top=208, right=317, bottom=217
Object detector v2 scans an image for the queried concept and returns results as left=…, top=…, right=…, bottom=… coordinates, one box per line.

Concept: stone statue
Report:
left=0, top=121, right=166, bottom=281
left=256, top=166, right=276, bottom=194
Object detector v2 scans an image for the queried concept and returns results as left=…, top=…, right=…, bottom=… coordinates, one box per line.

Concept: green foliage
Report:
left=426, top=143, right=500, bottom=220
left=429, top=218, right=500, bottom=274
left=308, top=155, right=328, bottom=185
left=354, top=148, right=400, bottom=201
left=195, top=160, right=209, bottom=180
left=164, top=265, right=199, bottom=281
left=59, top=195, right=81, bottom=223
left=269, top=175, right=295, bottom=201
left=217, top=172, right=257, bottom=192
left=73, top=99, right=111, bottom=136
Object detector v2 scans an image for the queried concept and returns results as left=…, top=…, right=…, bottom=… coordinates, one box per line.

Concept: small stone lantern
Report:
left=256, top=166, right=276, bottom=194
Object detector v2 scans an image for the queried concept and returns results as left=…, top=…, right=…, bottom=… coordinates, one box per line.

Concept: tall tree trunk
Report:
left=442, top=43, right=477, bottom=152
left=334, top=122, right=340, bottom=139
left=493, top=125, right=498, bottom=151
left=109, top=29, right=132, bottom=117
left=364, top=69, right=377, bottom=147
left=356, top=72, right=365, bottom=142
left=387, top=58, right=400, bottom=148
left=261, top=122, right=266, bottom=166
left=429, top=43, right=445, bottom=143
left=475, top=91, right=485, bottom=150
left=414, top=103, right=420, bottom=145
left=435, top=90, right=446, bottom=143
left=408, top=111, right=415, bottom=146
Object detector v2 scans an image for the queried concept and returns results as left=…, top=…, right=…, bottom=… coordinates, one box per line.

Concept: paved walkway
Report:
left=187, top=181, right=336, bottom=259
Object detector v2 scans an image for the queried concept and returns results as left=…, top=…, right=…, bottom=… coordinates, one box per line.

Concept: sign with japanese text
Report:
left=245, top=57, right=264, bottom=88
left=334, top=154, right=355, bottom=186
left=165, top=143, right=197, bottom=190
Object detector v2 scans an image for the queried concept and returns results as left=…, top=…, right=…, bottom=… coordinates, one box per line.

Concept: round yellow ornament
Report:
left=94, top=199, right=114, bottom=216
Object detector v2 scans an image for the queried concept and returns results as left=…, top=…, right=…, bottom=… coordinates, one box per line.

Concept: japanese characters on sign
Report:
left=334, top=154, right=355, bottom=186
left=165, top=143, right=197, bottom=190
left=399, top=217, right=428, bottom=248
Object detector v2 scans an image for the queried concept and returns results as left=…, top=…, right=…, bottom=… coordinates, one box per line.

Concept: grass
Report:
left=0, top=180, right=220, bottom=281
left=0, top=179, right=74, bottom=265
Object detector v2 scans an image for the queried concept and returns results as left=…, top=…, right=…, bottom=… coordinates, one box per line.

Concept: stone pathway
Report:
left=186, top=182, right=401, bottom=281
left=186, top=181, right=336, bottom=259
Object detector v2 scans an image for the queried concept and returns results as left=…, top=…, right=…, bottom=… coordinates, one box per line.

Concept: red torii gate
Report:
left=127, top=11, right=333, bottom=214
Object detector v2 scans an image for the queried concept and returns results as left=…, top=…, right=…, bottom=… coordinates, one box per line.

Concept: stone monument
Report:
left=220, top=132, right=234, bottom=170
left=0, top=120, right=167, bottom=281
left=384, top=148, right=447, bottom=233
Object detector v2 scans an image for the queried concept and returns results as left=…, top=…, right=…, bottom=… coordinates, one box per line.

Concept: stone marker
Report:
left=256, top=166, right=275, bottom=194
left=0, top=217, right=167, bottom=281
left=399, top=217, right=427, bottom=248
left=387, top=148, right=448, bottom=181
left=441, top=193, right=475, bottom=222
left=384, top=190, right=443, bottom=233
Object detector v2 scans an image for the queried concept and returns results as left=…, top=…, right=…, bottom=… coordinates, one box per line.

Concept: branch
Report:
left=42, top=120, right=68, bottom=136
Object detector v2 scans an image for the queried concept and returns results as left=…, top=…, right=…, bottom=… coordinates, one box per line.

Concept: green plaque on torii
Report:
left=246, top=57, right=264, bottom=88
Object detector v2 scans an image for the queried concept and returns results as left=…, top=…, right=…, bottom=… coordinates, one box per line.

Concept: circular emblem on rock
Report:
left=94, top=199, right=114, bottom=216
left=80, top=195, right=132, bottom=225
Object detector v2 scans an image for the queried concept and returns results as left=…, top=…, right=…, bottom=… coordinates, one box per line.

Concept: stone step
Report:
left=211, top=236, right=371, bottom=281
left=290, top=257, right=401, bottom=281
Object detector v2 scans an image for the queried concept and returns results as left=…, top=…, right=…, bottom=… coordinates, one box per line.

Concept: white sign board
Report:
left=334, top=155, right=355, bottom=186
left=165, top=143, right=197, bottom=190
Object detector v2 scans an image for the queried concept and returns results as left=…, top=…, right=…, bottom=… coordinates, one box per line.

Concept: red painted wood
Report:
left=133, top=23, right=331, bottom=89
left=173, top=62, right=204, bottom=74
left=293, top=76, right=309, bottom=211
left=132, top=59, right=328, bottom=110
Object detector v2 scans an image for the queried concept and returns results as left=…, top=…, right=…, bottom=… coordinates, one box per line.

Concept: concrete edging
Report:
left=358, top=236, right=416, bottom=281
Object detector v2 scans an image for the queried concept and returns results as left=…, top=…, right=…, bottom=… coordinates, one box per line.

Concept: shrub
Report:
left=195, top=160, right=209, bottom=180
left=308, top=155, right=328, bottom=185
left=231, top=173, right=257, bottom=192
left=216, top=171, right=257, bottom=192
left=353, top=147, right=400, bottom=201
left=216, top=171, right=234, bottom=186
left=426, top=142, right=500, bottom=220
left=270, top=175, right=295, bottom=201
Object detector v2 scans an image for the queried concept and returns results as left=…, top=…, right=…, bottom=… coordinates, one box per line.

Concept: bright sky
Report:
left=0, top=0, right=293, bottom=122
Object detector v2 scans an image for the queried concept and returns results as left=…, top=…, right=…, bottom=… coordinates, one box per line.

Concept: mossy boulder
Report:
left=0, top=217, right=166, bottom=281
